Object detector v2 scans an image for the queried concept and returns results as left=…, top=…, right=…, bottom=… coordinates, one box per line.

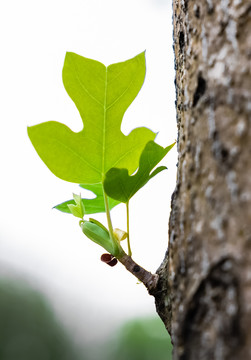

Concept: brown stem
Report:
left=118, top=253, right=159, bottom=294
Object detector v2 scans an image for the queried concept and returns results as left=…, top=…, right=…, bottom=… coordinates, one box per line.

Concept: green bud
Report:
left=80, top=220, right=125, bottom=258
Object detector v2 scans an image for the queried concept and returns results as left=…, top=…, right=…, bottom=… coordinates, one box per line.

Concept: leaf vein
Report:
left=106, top=76, right=135, bottom=110
left=73, top=64, right=104, bottom=107
left=52, top=137, right=100, bottom=174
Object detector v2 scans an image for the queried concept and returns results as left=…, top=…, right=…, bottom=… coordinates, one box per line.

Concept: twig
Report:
left=118, top=253, right=159, bottom=294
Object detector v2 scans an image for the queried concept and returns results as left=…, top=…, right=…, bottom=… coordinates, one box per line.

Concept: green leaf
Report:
left=103, top=141, right=176, bottom=203
left=67, top=204, right=82, bottom=219
left=27, top=52, right=156, bottom=184
left=54, top=183, right=120, bottom=214
left=67, top=193, right=85, bottom=219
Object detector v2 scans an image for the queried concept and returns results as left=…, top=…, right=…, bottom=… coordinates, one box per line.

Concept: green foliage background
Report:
left=0, top=278, right=172, bottom=359
left=0, top=278, right=82, bottom=360
left=101, top=316, right=172, bottom=360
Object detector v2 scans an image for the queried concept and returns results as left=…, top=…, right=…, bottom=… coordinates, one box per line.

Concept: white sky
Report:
left=0, top=0, right=177, bottom=346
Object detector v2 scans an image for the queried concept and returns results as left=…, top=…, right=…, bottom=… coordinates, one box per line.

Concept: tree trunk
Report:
left=154, top=1, right=251, bottom=359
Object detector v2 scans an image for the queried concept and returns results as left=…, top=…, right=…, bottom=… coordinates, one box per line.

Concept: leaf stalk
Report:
left=126, top=202, right=132, bottom=257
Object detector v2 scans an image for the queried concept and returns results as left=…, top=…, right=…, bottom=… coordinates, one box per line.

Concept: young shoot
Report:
left=28, top=52, right=175, bottom=293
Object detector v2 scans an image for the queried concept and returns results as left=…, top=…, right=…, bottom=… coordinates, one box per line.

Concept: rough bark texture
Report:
left=154, top=1, right=251, bottom=359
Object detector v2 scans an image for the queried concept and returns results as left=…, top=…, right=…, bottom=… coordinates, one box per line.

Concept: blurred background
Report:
left=0, top=0, right=176, bottom=358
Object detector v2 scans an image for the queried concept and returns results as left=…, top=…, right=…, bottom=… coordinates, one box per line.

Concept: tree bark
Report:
left=154, top=1, right=251, bottom=359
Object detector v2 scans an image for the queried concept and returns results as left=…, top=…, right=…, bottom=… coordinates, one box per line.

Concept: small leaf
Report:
left=27, top=52, right=156, bottom=185
left=79, top=184, right=120, bottom=214
left=67, top=204, right=82, bottom=219
left=54, top=183, right=120, bottom=214
left=103, top=141, right=176, bottom=203
left=67, top=193, right=85, bottom=219
left=73, top=193, right=85, bottom=212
